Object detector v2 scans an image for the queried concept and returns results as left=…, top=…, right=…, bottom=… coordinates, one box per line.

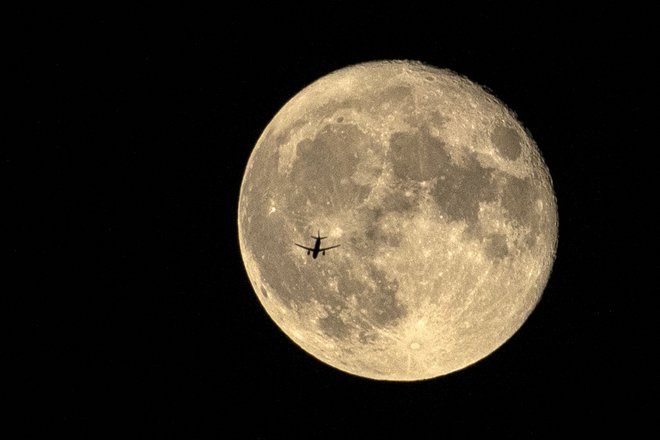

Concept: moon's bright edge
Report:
left=238, top=60, right=557, bottom=381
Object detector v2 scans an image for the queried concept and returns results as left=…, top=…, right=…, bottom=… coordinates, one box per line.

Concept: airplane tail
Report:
left=312, top=230, right=328, bottom=240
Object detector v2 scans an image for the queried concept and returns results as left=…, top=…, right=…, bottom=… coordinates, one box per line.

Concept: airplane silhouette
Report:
left=295, top=231, right=340, bottom=259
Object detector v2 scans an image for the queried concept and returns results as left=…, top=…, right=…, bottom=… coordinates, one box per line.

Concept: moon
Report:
left=238, top=60, right=557, bottom=381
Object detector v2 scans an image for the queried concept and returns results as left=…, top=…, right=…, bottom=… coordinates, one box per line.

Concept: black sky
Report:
left=15, top=4, right=648, bottom=437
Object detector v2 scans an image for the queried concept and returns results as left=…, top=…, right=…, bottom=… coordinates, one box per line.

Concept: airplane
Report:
left=295, top=231, right=340, bottom=259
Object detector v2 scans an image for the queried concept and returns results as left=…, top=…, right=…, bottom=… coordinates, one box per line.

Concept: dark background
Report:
left=16, top=3, right=647, bottom=437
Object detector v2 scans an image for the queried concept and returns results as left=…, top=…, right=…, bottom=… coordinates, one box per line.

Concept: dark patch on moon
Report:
left=241, top=141, right=298, bottom=306
left=362, top=208, right=404, bottom=248
left=500, top=175, right=540, bottom=236
left=379, top=86, right=413, bottom=108
left=380, top=187, right=415, bottom=213
left=524, top=233, right=539, bottom=249
left=362, top=210, right=381, bottom=243
left=260, top=286, right=268, bottom=298
left=359, top=266, right=406, bottom=327
left=358, top=330, right=378, bottom=344
left=491, top=125, right=523, bottom=160
left=336, top=275, right=367, bottom=303
left=388, top=127, right=499, bottom=232
left=431, top=153, right=497, bottom=229
left=484, top=233, right=509, bottom=260
left=431, top=157, right=497, bottom=229
left=243, top=214, right=308, bottom=305
left=363, top=189, right=414, bottom=245
left=404, top=109, right=446, bottom=130
left=263, top=118, right=309, bottom=151
left=287, top=123, right=379, bottom=214
left=329, top=85, right=413, bottom=115
left=318, top=313, right=351, bottom=339
left=389, top=128, right=448, bottom=181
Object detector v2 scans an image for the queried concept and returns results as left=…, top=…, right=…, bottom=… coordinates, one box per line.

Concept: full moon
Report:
left=238, top=60, right=557, bottom=381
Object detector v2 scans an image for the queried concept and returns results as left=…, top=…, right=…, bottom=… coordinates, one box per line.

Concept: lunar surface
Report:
left=238, top=60, right=557, bottom=381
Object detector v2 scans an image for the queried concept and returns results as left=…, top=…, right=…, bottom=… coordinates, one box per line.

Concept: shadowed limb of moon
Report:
left=238, top=60, right=558, bottom=381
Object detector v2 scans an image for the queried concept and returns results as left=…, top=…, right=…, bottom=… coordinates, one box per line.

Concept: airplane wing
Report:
left=318, top=245, right=340, bottom=252
left=295, top=243, right=315, bottom=251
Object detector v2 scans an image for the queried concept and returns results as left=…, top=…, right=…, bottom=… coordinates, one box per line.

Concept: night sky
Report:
left=17, top=4, right=647, bottom=437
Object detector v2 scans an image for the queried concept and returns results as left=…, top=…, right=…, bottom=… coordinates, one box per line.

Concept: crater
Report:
left=491, top=125, right=523, bottom=160
left=260, top=286, right=268, bottom=298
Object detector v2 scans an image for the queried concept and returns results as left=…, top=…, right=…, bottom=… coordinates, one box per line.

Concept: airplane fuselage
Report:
left=311, top=237, right=322, bottom=259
